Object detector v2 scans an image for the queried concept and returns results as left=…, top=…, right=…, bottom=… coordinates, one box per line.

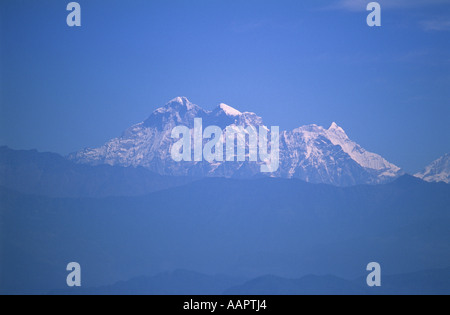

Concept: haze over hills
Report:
left=0, top=146, right=196, bottom=198
left=1, top=100, right=449, bottom=294
left=69, top=97, right=404, bottom=187
left=1, top=145, right=447, bottom=199
left=51, top=270, right=246, bottom=295
left=52, top=267, right=450, bottom=295
left=1, top=174, right=449, bottom=294
left=223, top=267, right=450, bottom=295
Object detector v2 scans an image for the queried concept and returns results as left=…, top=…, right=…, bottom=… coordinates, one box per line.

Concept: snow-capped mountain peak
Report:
left=328, top=122, right=346, bottom=134
left=154, top=96, right=201, bottom=114
left=168, top=96, right=194, bottom=108
left=143, top=97, right=206, bottom=130
left=218, top=103, right=242, bottom=116
left=69, top=97, right=403, bottom=186
left=415, top=153, right=450, bottom=184
left=328, top=125, right=400, bottom=175
left=282, top=121, right=402, bottom=184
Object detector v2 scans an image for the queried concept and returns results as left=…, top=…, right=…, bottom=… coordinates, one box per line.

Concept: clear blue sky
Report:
left=1, top=0, right=449, bottom=173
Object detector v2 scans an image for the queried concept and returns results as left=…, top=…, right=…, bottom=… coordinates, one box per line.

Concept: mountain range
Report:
left=1, top=97, right=449, bottom=295
left=1, top=146, right=449, bottom=294
left=69, top=97, right=407, bottom=186
left=52, top=268, right=450, bottom=295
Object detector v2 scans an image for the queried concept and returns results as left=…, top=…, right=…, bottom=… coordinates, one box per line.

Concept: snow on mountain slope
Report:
left=326, top=122, right=400, bottom=174
left=415, top=154, right=450, bottom=184
left=279, top=123, right=402, bottom=186
left=219, top=103, right=242, bottom=117
left=69, top=97, right=265, bottom=178
left=69, top=97, right=403, bottom=186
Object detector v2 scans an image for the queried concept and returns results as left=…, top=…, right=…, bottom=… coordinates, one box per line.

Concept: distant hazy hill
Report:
left=52, top=268, right=450, bottom=295
left=0, top=146, right=196, bottom=198
left=225, top=268, right=450, bottom=295
left=51, top=270, right=244, bottom=295
left=224, top=274, right=366, bottom=295
left=1, top=175, right=449, bottom=294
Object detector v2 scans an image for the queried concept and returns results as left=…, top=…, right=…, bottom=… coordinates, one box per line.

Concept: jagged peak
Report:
left=294, top=123, right=347, bottom=135
left=415, top=153, right=450, bottom=184
left=437, top=153, right=450, bottom=161
left=328, top=122, right=346, bottom=134
left=293, top=124, right=325, bottom=133
left=168, top=96, right=190, bottom=104
left=217, top=103, right=242, bottom=116
left=329, top=122, right=339, bottom=130
left=151, top=97, right=201, bottom=117
left=165, top=96, right=195, bottom=109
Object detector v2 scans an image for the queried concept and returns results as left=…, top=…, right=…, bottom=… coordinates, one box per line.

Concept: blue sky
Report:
left=1, top=0, right=449, bottom=173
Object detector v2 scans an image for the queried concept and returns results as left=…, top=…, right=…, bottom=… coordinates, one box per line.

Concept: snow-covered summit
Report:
left=168, top=96, right=194, bottom=108
left=69, top=97, right=403, bottom=186
left=280, top=121, right=402, bottom=185
left=328, top=122, right=346, bottom=135
left=415, top=153, right=450, bottom=184
left=218, top=103, right=242, bottom=116
left=325, top=123, right=399, bottom=173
